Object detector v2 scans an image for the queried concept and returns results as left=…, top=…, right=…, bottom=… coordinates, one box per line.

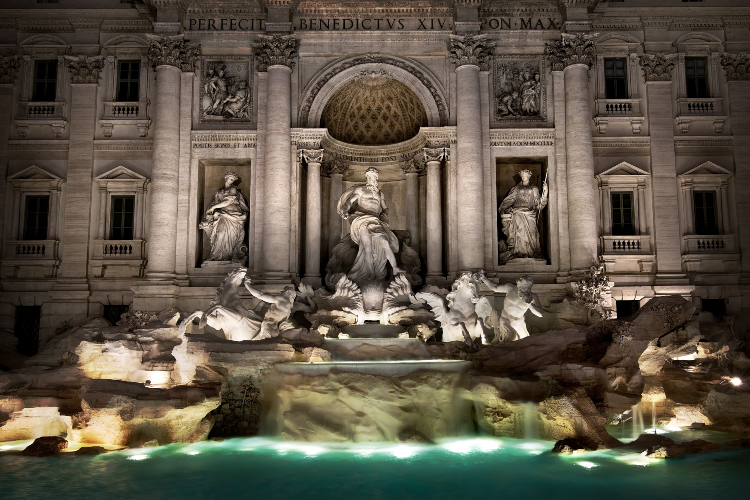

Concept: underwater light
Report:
left=730, top=377, right=743, bottom=387
left=577, top=461, right=598, bottom=469
left=390, top=445, right=417, bottom=459
left=127, top=454, right=150, bottom=461
left=186, top=451, right=200, bottom=456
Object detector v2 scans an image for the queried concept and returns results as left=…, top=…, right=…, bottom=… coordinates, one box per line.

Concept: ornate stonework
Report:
left=423, top=147, right=445, bottom=163
left=493, top=59, right=545, bottom=122
left=321, top=71, right=427, bottom=146
left=448, top=34, right=494, bottom=69
left=721, top=53, right=750, bottom=82
left=544, top=33, right=595, bottom=71
left=253, top=34, right=299, bottom=72
left=639, top=54, right=676, bottom=82
left=0, top=56, right=20, bottom=85
left=400, top=159, right=423, bottom=175
left=323, top=158, right=349, bottom=177
left=147, top=36, right=201, bottom=72
left=299, top=54, right=448, bottom=127
left=66, top=56, right=103, bottom=84
left=200, top=58, right=253, bottom=121
left=302, top=149, right=325, bottom=164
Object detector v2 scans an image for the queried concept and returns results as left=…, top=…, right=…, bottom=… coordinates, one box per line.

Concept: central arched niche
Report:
left=320, top=72, right=428, bottom=146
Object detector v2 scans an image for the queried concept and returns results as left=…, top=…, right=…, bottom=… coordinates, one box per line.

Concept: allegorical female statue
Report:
left=498, top=169, right=548, bottom=264
left=199, top=171, right=249, bottom=263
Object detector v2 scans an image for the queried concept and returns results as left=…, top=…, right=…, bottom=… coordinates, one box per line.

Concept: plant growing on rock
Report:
left=574, top=264, right=614, bottom=320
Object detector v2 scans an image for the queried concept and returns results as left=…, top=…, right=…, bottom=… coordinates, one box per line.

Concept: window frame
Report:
left=684, top=56, right=710, bottom=99
left=604, top=57, right=628, bottom=100
left=32, top=59, right=57, bottom=102
left=109, top=194, right=136, bottom=241
left=22, top=194, right=50, bottom=241
left=116, top=59, right=141, bottom=103
left=610, top=191, right=636, bottom=236
left=693, top=190, right=719, bottom=235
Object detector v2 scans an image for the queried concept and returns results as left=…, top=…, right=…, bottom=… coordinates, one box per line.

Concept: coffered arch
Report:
left=300, top=54, right=448, bottom=129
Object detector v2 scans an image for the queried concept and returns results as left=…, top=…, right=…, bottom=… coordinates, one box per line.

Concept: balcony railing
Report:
left=19, top=101, right=66, bottom=120
left=3, top=240, right=59, bottom=260
left=596, top=98, right=641, bottom=117
left=93, top=239, right=145, bottom=260
left=684, top=234, right=736, bottom=254
left=100, top=101, right=150, bottom=137
left=601, top=235, right=651, bottom=254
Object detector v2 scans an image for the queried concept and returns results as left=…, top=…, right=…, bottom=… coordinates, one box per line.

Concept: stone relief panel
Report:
left=200, top=57, right=253, bottom=122
left=493, top=58, right=547, bottom=124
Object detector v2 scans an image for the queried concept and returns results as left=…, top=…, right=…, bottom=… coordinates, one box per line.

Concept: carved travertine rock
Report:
left=65, top=56, right=103, bottom=84
left=721, top=53, right=750, bottom=81
left=0, top=56, right=20, bottom=84
left=639, top=54, right=676, bottom=82
left=253, top=34, right=299, bottom=71
left=544, top=33, right=596, bottom=71
left=147, top=36, right=201, bottom=71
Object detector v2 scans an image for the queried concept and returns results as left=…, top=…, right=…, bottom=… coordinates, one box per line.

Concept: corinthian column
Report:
left=302, top=149, right=323, bottom=286
left=253, top=34, right=299, bottom=279
left=721, top=54, right=750, bottom=278
left=0, top=57, right=20, bottom=258
left=448, top=34, right=493, bottom=271
left=639, top=54, right=683, bottom=277
left=144, top=36, right=200, bottom=281
left=402, top=159, right=422, bottom=254
left=326, top=160, right=348, bottom=256
left=545, top=34, right=598, bottom=272
left=423, top=148, right=445, bottom=280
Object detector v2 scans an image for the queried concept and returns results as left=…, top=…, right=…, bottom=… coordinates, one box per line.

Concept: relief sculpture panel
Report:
left=200, top=57, right=253, bottom=122
left=493, top=59, right=546, bottom=123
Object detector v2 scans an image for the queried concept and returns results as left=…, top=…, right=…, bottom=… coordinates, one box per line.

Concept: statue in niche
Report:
left=178, top=268, right=261, bottom=341
left=415, top=272, right=499, bottom=344
left=498, top=169, right=548, bottom=264
left=199, top=171, right=249, bottom=263
left=479, top=272, right=543, bottom=342
left=337, top=167, right=404, bottom=281
left=495, top=62, right=542, bottom=120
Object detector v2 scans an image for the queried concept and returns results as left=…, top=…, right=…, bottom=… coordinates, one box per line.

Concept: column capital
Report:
left=639, top=53, right=676, bottom=82
left=721, top=53, right=750, bottom=82
left=301, top=148, right=324, bottom=165
left=448, top=34, right=494, bottom=70
left=323, top=158, right=348, bottom=177
left=65, top=55, right=103, bottom=84
left=401, top=159, right=423, bottom=175
left=0, top=56, right=20, bottom=85
left=253, top=34, right=299, bottom=72
left=147, top=35, right=201, bottom=72
left=423, top=147, right=446, bottom=164
left=544, top=33, right=595, bottom=71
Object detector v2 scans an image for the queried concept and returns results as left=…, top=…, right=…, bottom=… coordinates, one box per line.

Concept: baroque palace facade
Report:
left=1, top=0, right=749, bottom=352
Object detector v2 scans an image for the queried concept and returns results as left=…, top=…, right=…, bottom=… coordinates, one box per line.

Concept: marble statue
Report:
left=204, top=67, right=230, bottom=116
left=199, top=171, right=249, bottom=263
left=415, top=272, right=498, bottom=344
left=337, top=167, right=404, bottom=281
left=498, top=169, right=548, bottom=264
left=221, top=81, right=250, bottom=119
left=178, top=268, right=261, bottom=341
left=244, top=280, right=298, bottom=340
left=495, top=62, right=542, bottom=120
left=480, top=272, right=543, bottom=341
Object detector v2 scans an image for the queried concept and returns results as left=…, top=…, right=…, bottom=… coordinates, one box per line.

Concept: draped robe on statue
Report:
left=200, top=187, right=248, bottom=262
left=499, top=183, right=546, bottom=261
left=347, top=212, right=400, bottom=281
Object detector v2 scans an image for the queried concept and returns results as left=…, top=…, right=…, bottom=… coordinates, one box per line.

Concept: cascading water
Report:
left=523, top=402, right=539, bottom=440
left=631, top=402, right=645, bottom=439
left=652, top=401, right=657, bottom=433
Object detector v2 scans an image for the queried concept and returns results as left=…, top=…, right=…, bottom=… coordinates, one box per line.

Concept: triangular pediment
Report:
left=600, top=162, right=649, bottom=176
left=682, top=161, right=731, bottom=176
left=96, top=166, right=146, bottom=181
left=8, top=165, right=62, bottom=181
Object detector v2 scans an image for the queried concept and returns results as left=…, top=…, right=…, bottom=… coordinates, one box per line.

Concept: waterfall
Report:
left=652, top=401, right=657, bottom=433
left=523, top=402, right=539, bottom=440
left=631, top=403, right=645, bottom=440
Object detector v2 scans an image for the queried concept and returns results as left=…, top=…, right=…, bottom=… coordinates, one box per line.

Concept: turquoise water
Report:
left=2, top=436, right=749, bottom=500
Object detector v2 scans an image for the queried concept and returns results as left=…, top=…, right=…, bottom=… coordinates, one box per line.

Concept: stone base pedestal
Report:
left=131, top=283, right=181, bottom=312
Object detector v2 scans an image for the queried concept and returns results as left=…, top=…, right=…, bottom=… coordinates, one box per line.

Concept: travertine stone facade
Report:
left=1, top=0, right=749, bottom=343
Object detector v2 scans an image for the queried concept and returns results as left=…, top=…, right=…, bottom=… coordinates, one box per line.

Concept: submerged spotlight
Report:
left=730, top=377, right=743, bottom=387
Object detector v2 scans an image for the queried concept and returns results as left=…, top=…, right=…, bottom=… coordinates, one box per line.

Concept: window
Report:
left=694, top=191, right=718, bottom=235
left=32, top=60, right=57, bottom=102
left=604, top=58, right=628, bottom=99
left=14, top=306, right=41, bottom=357
left=110, top=195, right=135, bottom=240
left=116, top=60, right=140, bottom=102
left=685, top=57, right=709, bottom=98
left=611, top=192, right=635, bottom=236
left=23, top=195, right=49, bottom=240
left=616, top=300, right=640, bottom=318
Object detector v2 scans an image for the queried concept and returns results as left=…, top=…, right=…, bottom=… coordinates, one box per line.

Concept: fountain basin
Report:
left=321, top=338, right=433, bottom=361
left=340, top=324, right=406, bottom=338
left=275, top=360, right=471, bottom=377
